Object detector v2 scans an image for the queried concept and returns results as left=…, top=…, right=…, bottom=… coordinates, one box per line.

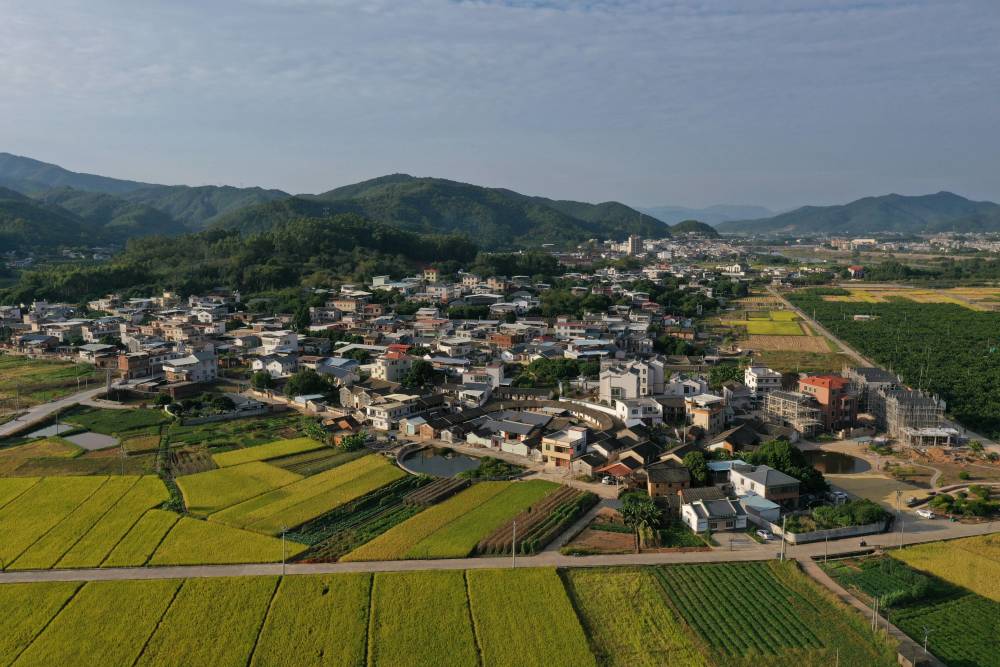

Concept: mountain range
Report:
left=715, top=192, right=1000, bottom=236
left=0, top=153, right=669, bottom=251
left=639, top=204, right=774, bottom=225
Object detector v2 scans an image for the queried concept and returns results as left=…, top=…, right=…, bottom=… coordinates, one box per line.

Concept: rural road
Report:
left=1, top=516, right=995, bottom=585
left=0, top=386, right=111, bottom=438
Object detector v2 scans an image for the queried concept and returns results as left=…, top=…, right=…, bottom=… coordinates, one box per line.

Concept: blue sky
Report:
left=1, top=0, right=998, bottom=209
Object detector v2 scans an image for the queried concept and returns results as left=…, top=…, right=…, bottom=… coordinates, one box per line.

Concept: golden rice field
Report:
left=823, top=286, right=1000, bottom=311
left=746, top=334, right=833, bottom=352
left=892, top=533, right=1000, bottom=602
left=0, top=564, right=899, bottom=666
left=176, top=461, right=303, bottom=516
left=212, top=436, right=325, bottom=467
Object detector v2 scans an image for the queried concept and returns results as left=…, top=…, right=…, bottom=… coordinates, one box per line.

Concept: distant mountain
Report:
left=216, top=174, right=670, bottom=249
left=716, top=192, right=1000, bottom=236
left=669, top=219, right=719, bottom=238
left=0, top=153, right=289, bottom=229
left=640, top=204, right=774, bottom=226
left=32, top=187, right=186, bottom=237
left=0, top=188, right=87, bottom=251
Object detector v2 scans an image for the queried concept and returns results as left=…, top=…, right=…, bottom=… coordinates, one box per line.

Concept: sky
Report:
left=1, top=0, right=999, bottom=210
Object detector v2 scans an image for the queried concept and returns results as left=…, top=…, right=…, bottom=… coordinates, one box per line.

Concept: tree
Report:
left=682, top=451, right=709, bottom=486
left=402, top=359, right=436, bottom=388
left=154, top=393, right=172, bottom=407
left=620, top=492, right=661, bottom=530
left=250, top=371, right=274, bottom=390
left=708, top=362, right=744, bottom=390
left=339, top=431, right=367, bottom=451
left=745, top=439, right=828, bottom=493
left=285, top=368, right=328, bottom=397
left=293, top=305, right=311, bottom=333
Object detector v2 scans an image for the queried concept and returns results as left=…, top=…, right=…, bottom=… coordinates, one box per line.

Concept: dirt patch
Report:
left=746, top=335, right=831, bottom=352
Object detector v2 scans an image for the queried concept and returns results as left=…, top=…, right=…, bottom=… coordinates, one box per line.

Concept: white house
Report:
left=598, top=359, right=665, bottom=402
left=681, top=499, right=748, bottom=533
left=744, top=365, right=782, bottom=398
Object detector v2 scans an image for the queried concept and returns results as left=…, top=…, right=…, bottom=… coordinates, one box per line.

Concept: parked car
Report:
left=916, top=508, right=935, bottom=519
left=905, top=497, right=920, bottom=507
left=601, top=475, right=614, bottom=485
left=756, top=529, right=772, bottom=541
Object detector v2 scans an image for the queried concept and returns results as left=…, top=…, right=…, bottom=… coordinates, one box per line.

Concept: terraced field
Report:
left=212, top=437, right=325, bottom=467
left=0, top=564, right=897, bottom=666
left=175, top=461, right=302, bottom=516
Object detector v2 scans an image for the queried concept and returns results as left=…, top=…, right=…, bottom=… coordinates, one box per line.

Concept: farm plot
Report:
left=267, top=447, right=368, bottom=476
left=655, top=561, right=895, bottom=665
left=0, top=355, right=101, bottom=407
left=467, top=568, right=596, bottom=667
left=892, top=534, right=1000, bottom=601
left=251, top=573, right=371, bottom=667
left=212, top=436, right=324, bottom=468
left=404, top=477, right=469, bottom=505
left=64, top=406, right=171, bottom=435
left=563, top=568, right=706, bottom=667
left=150, top=516, right=307, bottom=565
left=746, top=334, right=831, bottom=352
left=0, top=475, right=107, bottom=564
left=742, top=320, right=805, bottom=335
left=163, top=413, right=305, bottom=450
left=0, top=581, right=82, bottom=665
left=342, top=481, right=541, bottom=562
left=101, top=509, right=180, bottom=567
left=210, top=454, right=406, bottom=535
left=405, top=480, right=557, bottom=559
left=367, top=570, right=479, bottom=667
left=136, top=577, right=278, bottom=667
left=55, top=475, right=169, bottom=568
left=477, top=487, right=597, bottom=555
left=13, top=579, right=182, bottom=667
left=0, top=476, right=40, bottom=509
left=176, top=461, right=302, bottom=516
left=10, top=475, right=139, bottom=569
left=294, top=476, right=429, bottom=562
left=0, top=438, right=82, bottom=474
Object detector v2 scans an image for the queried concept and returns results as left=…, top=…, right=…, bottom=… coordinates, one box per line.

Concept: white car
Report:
left=756, top=530, right=772, bottom=541
left=601, top=476, right=614, bottom=485
left=916, top=508, right=935, bottom=519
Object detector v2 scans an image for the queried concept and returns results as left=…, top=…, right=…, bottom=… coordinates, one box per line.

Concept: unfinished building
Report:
left=842, top=366, right=898, bottom=416
left=881, top=388, right=953, bottom=446
left=763, top=390, right=822, bottom=438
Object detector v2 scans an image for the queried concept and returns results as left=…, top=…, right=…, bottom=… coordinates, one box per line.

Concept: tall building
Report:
left=626, top=235, right=642, bottom=256
left=798, top=375, right=857, bottom=431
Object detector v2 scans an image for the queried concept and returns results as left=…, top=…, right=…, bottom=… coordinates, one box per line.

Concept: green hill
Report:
left=669, top=219, right=719, bottom=237
left=0, top=189, right=87, bottom=252
left=717, top=192, right=1000, bottom=236
left=288, top=174, right=669, bottom=248
left=32, top=187, right=186, bottom=237
left=121, top=185, right=289, bottom=228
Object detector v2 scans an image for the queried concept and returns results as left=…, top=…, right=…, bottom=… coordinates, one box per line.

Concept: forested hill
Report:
left=210, top=174, right=669, bottom=249
left=2, top=214, right=477, bottom=305
left=716, top=192, right=1000, bottom=235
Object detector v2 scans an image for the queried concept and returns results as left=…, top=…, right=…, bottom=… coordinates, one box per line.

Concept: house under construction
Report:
left=842, top=366, right=898, bottom=415
left=881, top=388, right=954, bottom=446
left=763, top=390, right=822, bottom=437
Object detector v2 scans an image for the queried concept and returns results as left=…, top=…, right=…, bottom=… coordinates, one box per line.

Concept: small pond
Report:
left=402, top=448, right=480, bottom=477
left=804, top=450, right=870, bottom=474
left=63, top=432, right=119, bottom=451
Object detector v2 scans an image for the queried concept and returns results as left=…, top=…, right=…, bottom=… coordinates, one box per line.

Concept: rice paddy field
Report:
left=175, top=461, right=303, bottom=516
left=891, top=533, right=1000, bottom=602
left=822, top=285, right=1000, bottom=311
left=209, top=454, right=406, bottom=535
left=342, top=480, right=557, bottom=561
left=0, top=438, right=82, bottom=474
left=0, top=355, right=102, bottom=408
left=212, top=436, right=325, bottom=467
left=0, top=563, right=897, bottom=666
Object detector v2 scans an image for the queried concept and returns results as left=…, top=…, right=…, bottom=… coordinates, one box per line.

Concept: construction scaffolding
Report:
left=882, top=388, right=947, bottom=442
left=763, top=390, right=822, bottom=437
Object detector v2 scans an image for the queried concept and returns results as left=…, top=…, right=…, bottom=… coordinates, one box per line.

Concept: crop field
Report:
left=825, top=553, right=999, bottom=667
left=251, top=573, right=371, bottom=667
left=655, top=561, right=896, bottom=666
left=0, top=355, right=101, bottom=407
left=0, top=581, right=82, bottom=665
left=149, top=516, right=307, bottom=565
left=822, top=286, right=1000, bottom=311
left=210, top=454, right=406, bottom=535
left=892, top=534, right=1000, bottom=601
left=101, top=509, right=180, bottom=567
left=121, top=434, right=161, bottom=454
left=742, top=320, right=805, bottom=335
left=212, top=436, right=324, bottom=467
left=404, top=480, right=556, bottom=559
left=12, top=578, right=182, bottom=666
left=9, top=475, right=139, bottom=569
left=0, top=438, right=82, bottom=474
left=268, top=447, right=368, bottom=475
left=176, top=461, right=302, bottom=516
left=3, top=563, right=900, bottom=666
left=478, top=487, right=596, bottom=555
left=368, top=570, right=479, bottom=667
left=136, top=577, right=278, bottom=667
left=0, top=476, right=40, bottom=508
left=468, top=568, right=596, bottom=667
left=745, top=334, right=832, bottom=352
left=294, top=476, right=429, bottom=562
left=0, top=475, right=108, bottom=564
left=563, top=568, right=706, bottom=667
left=64, top=406, right=171, bottom=435
left=342, top=481, right=550, bottom=561
left=163, top=413, right=306, bottom=449
left=55, top=475, right=169, bottom=568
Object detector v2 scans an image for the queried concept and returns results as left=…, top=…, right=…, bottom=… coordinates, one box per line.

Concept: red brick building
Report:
left=798, top=375, right=857, bottom=431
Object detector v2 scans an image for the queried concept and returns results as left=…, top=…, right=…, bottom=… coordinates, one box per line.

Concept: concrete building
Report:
left=798, top=375, right=857, bottom=431
left=684, top=393, right=726, bottom=436
left=541, top=426, right=588, bottom=469
left=599, top=359, right=665, bottom=402
left=372, top=352, right=413, bottom=383
left=763, top=390, right=822, bottom=437
left=744, top=365, right=782, bottom=398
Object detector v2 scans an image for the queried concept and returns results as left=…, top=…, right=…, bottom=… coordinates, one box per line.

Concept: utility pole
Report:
left=923, top=627, right=931, bottom=655
left=824, top=535, right=829, bottom=563
left=512, top=519, right=517, bottom=569
left=281, top=525, right=287, bottom=576
left=897, top=489, right=905, bottom=549
left=779, top=515, right=787, bottom=561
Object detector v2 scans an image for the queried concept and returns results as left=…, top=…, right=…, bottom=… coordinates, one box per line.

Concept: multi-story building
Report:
left=763, top=390, right=822, bottom=437
left=598, top=359, right=665, bottom=402
left=842, top=366, right=898, bottom=416
left=744, top=365, right=782, bottom=398
left=372, top=352, right=413, bottom=383
left=684, top=393, right=726, bottom=436
left=541, top=426, right=588, bottom=469
left=798, top=375, right=857, bottom=431
left=729, top=464, right=800, bottom=508
left=162, top=350, right=218, bottom=383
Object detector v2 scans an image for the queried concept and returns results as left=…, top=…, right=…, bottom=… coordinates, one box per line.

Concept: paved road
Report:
left=0, top=386, right=109, bottom=438
left=1, top=517, right=994, bottom=585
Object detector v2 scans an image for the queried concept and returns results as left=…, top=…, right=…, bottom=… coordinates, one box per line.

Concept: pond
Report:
left=402, top=447, right=481, bottom=477
left=804, top=450, right=871, bottom=474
